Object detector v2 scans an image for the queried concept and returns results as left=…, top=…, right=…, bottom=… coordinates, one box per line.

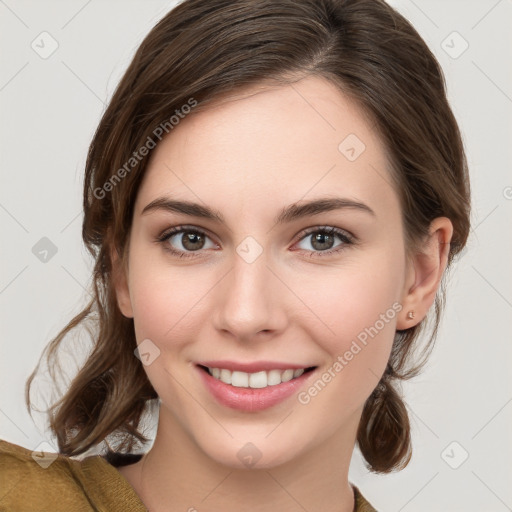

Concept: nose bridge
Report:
left=212, top=242, right=285, bottom=339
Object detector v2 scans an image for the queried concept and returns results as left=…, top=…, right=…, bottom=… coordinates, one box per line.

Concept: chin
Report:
left=190, top=424, right=313, bottom=471
left=203, top=442, right=300, bottom=470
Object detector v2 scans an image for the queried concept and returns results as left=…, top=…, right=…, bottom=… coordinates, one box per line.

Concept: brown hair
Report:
left=26, top=0, right=470, bottom=473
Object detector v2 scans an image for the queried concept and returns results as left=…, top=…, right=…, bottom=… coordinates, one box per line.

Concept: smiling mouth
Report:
left=197, top=365, right=316, bottom=389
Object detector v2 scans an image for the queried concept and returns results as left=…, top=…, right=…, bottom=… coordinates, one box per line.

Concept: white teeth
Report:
left=231, top=371, right=249, bottom=388
left=249, top=371, right=267, bottom=389
left=281, top=369, right=294, bottom=382
left=206, top=367, right=309, bottom=388
left=220, top=368, right=232, bottom=384
left=267, top=369, right=282, bottom=386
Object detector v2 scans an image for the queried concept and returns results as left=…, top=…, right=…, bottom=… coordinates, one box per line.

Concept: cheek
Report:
left=294, top=250, right=404, bottom=388
left=127, top=251, right=211, bottom=346
left=281, top=251, right=405, bottom=448
left=127, top=258, right=215, bottom=403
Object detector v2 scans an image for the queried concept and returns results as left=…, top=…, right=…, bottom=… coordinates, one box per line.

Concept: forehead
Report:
left=135, top=76, right=398, bottom=219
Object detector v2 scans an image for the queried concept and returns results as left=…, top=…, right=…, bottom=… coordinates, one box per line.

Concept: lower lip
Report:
left=197, top=366, right=315, bottom=412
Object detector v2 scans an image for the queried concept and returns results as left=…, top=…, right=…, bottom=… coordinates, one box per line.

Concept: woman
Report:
left=0, top=0, right=470, bottom=510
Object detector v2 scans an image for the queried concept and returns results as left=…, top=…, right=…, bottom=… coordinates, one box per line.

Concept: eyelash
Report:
left=156, top=225, right=355, bottom=259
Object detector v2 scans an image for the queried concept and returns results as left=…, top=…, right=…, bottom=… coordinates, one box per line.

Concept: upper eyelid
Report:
left=159, top=224, right=219, bottom=243
left=295, top=225, right=353, bottom=241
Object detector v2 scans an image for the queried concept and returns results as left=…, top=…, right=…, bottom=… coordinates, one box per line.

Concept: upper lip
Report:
left=196, top=360, right=316, bottom=373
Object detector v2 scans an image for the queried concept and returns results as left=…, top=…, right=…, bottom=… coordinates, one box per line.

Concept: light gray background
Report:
left=1, top=1, right=511, bottom=510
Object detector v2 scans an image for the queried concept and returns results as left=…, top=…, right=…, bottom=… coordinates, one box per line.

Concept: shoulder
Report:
left=0, top=439, right=146, bottom=512
left=0, top=439, right=93, bottom=511
left=0, top=438, right=79, bottom=486
left=352, top=484, right=378, bottom=512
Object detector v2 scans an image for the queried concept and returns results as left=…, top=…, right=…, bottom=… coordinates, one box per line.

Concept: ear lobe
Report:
left=110, top=245, right=134, bottom=319
left=396, top=217, right=453, bottom=329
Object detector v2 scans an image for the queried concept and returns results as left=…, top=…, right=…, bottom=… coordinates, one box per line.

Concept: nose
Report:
left=212, top=250, right=288, bottom=342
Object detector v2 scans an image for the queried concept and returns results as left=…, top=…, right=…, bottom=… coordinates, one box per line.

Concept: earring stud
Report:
left=407, top=310, right=415, bottom=320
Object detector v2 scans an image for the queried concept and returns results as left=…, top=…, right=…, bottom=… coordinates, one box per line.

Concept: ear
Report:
left=396, top=217, right=453, bottom=329
left=110, top=245, right=134, bottom=319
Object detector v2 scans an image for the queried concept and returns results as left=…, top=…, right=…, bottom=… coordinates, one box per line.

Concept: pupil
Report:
left=183, top=232, right=204, bottom=251
left=313, top=232, right=333, bottom=251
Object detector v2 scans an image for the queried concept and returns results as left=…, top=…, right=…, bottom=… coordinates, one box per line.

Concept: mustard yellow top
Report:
left=0, top=439, right=377, bottom=511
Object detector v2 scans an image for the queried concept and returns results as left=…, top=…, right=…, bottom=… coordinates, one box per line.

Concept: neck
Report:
left=120, top=408, right=360, bottom=512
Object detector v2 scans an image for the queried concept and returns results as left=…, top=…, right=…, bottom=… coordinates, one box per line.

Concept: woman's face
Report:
left=116, top=75, right=414, bottom=469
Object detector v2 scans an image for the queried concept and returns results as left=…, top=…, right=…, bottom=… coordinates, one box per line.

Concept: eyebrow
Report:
left=141, top=196, right=376, bottom=224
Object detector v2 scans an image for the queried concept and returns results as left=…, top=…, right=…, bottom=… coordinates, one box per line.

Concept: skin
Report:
left=113, top=75, right=453, bottom=512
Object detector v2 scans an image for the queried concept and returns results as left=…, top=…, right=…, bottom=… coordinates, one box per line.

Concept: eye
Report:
left=157, top=226, right=217, bottom=258
left=157, top=225, right=354, bottom=259
left=293, top=226, right=354, bottom=257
